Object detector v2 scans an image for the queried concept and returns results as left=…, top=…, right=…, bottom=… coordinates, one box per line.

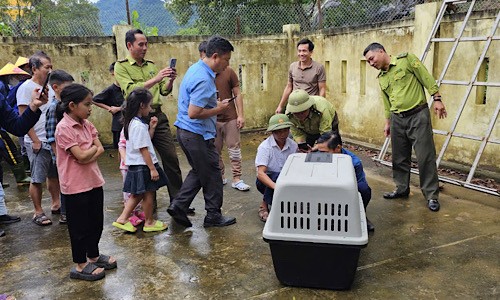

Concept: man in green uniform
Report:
left=285, top=89, right=339, bottom=148
left=114, top=29, right=183, bottom=203
left=363, top=42, right=447, bottom=212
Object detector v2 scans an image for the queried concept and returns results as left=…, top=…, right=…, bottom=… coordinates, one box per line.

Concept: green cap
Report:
left=267, top=114, right=294, bottom=132
left=286, top=89, right=314, bottom=113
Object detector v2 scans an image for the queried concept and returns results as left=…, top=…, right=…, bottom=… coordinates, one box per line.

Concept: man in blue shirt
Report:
left=313, top=131, right=375, bottom=232
left=168, top=36, right=236, bottom=228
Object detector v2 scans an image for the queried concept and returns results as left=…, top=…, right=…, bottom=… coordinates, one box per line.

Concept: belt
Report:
left=393, top=104, right=427, bottom=118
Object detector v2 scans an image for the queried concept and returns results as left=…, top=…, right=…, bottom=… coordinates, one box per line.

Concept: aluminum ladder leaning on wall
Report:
left=374, top=0, right=500, bottom=197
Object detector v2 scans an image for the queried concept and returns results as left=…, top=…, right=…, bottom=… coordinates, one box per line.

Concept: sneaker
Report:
left=427, top=199, right=440, bottom=212
left=222, top=178, right=228, bottom=185
left=231, top=180, right=250, bottom=191
left=0, top=214, right=21, bottom=224
left=59, top=214, right=67, bottom=224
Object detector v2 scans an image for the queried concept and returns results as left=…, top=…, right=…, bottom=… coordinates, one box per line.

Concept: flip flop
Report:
left=112, top=221, right=137, bottom=233
left=143, top=220, right=168, bottom=232
left=92, top=254, right=117, bottom=270
left=69, top=263, right=105, bottom=281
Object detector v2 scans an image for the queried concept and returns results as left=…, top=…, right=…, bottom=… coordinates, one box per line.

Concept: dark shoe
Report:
left=0, top=214, right=21, bottom=224
left=366, top=218, right=375, bottom=232
left=187, top=207, right=195, bottom=216
left=59, top=214, right=67, bottom=224
left=0, top=229, right=5, bottom=237
left=92, top=254, right=117, bottom=270
left=383, top=190, right=409, bottom=199
left=203, top=214, right=236, bottom=228
left=1, top=182, right=10, bottom=188
left=51, top=208, right=61, bottom=215
left=167, top=205, right=192, bottom=227
left=428, top=199, right=440, bottom=212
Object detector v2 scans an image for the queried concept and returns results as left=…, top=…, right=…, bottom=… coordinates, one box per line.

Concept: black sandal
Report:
left=92, top=254, right=117, bottom=270
left=70, top=263, right=105, bottom=281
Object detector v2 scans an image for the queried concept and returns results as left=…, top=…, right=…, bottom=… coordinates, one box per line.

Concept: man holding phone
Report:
left=168, top=36, right=236, bottom=228
left=114, top=29, right=183, bottom=205
left=199, top=41, right=251, bottom=192
left=17, top=51, right=61, bottom=226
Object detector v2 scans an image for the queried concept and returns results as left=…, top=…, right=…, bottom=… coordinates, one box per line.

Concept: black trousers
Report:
left=65, top=187, right=104, bottom=264
left=148, top=110, right=183, bottom=201
left=172, top=128, right=223, bottom=216
left=112, top=130, right=120, bottom=149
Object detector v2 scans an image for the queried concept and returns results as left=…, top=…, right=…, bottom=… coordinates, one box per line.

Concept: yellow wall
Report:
left=1, top=3, right=498, bottom=168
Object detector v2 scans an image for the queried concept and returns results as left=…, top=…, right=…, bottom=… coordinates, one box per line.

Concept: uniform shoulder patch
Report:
left=396, top=52, right=408, bottom=59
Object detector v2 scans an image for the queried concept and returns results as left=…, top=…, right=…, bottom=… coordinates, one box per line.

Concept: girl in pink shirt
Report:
left=112, top=88, right=168, bottom=233
left=55, top=83, right=116, bottom=281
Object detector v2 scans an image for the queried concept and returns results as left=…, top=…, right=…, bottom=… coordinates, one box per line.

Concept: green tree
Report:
left=131, top=10, right=159, bottom=36
left=165, top=0, right=313, bottom=35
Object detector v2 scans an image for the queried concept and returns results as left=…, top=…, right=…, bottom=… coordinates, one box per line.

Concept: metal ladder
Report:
left=374, top=0, right=500, bottom=196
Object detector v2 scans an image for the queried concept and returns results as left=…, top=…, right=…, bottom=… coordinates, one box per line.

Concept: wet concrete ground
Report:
left=0, top=132, right=498, bottom=299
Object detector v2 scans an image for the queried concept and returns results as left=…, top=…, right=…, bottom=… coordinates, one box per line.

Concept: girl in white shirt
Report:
left=112, top=88, right=168, bottom=233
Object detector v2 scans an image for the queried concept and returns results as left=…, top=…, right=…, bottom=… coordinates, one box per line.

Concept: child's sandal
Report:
left=128, top=215, right=143, bottom=227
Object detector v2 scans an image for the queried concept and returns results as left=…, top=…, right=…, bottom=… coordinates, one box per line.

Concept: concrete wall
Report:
left=1, top=3, right=498, bottom=167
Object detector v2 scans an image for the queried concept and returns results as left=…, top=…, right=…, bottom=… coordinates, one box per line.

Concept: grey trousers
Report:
left=172, top=128, right=223, bottom=215
left=390, top=107, right=439, bottom=200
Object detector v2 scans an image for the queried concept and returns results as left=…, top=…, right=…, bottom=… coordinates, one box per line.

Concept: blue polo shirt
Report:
left=174, top=60, right=217, bottom=140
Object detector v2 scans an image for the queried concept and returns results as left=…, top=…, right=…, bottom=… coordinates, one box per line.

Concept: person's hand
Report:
left=384, top=121, right=391, bottom=137
left=217, top=99, right=231, bottom=111
left=154, top=68, right=171, bottom=83
left=433, top=101, right=447, bottom=119
left=32, top=140, right=42, bottom=154
left=236, top=116, right=245, bottom=129
left=275, top=105, right=283, bottom=114
left=29, top=88, right=48, bottom=110
left=149, top=116, right=158, bottom=130
left=166, top=67, right=177, bottom=80
left=150, top=168, right=159, bottom=181
left=108, top=106, right=121, bottom=115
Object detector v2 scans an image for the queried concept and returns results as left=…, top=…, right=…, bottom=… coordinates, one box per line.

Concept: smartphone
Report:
left=298, top=143, right=309, bottom=151
left=227, top=95, right=237, bottom=102
left=39, top=72, right=51, bottom=97
left=169, top=58, right=177, bottom=69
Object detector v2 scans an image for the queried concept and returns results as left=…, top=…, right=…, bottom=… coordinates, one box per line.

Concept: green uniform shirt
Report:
left=114, top=55, right=170, bottom=106
left=286, top=96, right=336, bottom=143
left=378, top=53, right=439, bottom=119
